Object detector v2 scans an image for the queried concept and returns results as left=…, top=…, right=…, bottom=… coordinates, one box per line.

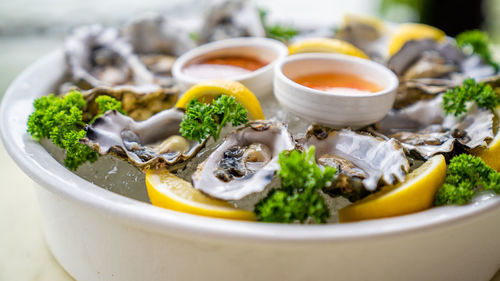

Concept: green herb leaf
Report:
left=179, top=95, right=249, bottom=142
left=259, top=8, right=299, bottom=43
left=456, top=30, right=499, bottom=72
left=434, top=154, right=500, bottom=206
left=255, top=146, right=336, bottom=224
left=441, top=78, right=500, bottom=116
left=27, top=90, right=124, bottom=170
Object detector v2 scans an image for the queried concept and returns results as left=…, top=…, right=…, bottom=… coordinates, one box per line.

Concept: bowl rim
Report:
left=275, top=52, right=399, bottom=98
left=172, top=37, right=288, bottom=84
left=2, top=50, right=500, bottom=244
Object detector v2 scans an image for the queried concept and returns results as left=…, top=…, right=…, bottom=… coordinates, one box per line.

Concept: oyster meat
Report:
left=122, top=13, right=197, bottom=80
left=82, top=108, right=205, bottom=171
left=388, top=39, right=497, bottom=108
left=301, top=126, right=409, bottom=200
left=199, top=0, right=265, bottom=43
left=376, top=95, right=495, bottom=158
left=81, top=85, right=178, bottom=122
left=65, top=25, right=156, bottom=89
left=192, top=121, right=295, bottom=200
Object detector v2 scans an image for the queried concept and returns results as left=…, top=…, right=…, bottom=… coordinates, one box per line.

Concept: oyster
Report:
left=388, top=39, right=497, bottom=108
left=65, top=25, right=156, bottom=89
left=335, top=14, right=388, bottom=61
left=376, top=95, right=495, bottom=158
left=192, top=121, right=295, bottom=200
left=81, top=85, right=178, bottom=122
left=301, top=127, right=409, bottom=200
left=199, top=0, right=265, bottom=43
left=122, top=13, right=197, bottom=80
left=82, top=108, right=205, bottom=171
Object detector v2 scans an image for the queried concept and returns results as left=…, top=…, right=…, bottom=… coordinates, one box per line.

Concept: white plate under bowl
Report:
left=1, top=50, right=500, bottom=281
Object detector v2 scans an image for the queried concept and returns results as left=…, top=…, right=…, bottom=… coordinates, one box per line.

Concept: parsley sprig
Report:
left=456, top=30, right=499, bottom=72
left=442, top=78, right=500, bottom=116
left=434, top=154, right=500, bottom=206
left=254, top=146, right=336, bottom=224
left=179, top=95, right=249, bottom=142
left=27, top=91, right=124, bottom=170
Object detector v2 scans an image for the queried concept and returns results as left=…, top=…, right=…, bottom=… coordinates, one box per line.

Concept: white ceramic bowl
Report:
left=2, top=51, right=500, bottom=281
left=274, top=53, right=399, bottom=127
left=172, top=37, right=288, bottom=97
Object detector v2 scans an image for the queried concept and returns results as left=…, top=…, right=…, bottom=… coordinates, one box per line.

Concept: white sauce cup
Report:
left=173, top=37, right=288, bottom=97
left=274, top=53, right=399, bottom=128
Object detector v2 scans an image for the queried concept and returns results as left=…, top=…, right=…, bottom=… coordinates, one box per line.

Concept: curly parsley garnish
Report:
left=441, top=78, right=500, bottom=116
left=179, top=95, right=249, bottom=143
left=27, top=91, right=124, bottom=170
left=254, top=146, right=336, bottom=224
left=456, top=30, right=499, bottom=72
left=434, top=154, right=500, bottom=206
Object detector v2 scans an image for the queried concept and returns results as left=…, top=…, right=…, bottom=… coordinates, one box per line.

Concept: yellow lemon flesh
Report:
left=388, top=23, right=446, bottom=56
left=175, top=80, right=265, bottom=120
left=287, top=38, right=369, bottom=59
left=338, top=154, right=447, bottom=222
left=146, top=169, right=256, bottom=221
left=473, top=107, right=500, bottom=171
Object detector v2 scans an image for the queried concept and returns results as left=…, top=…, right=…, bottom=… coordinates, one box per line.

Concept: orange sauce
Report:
left=292, top=72, right=383, bottom=94
left=183, top=56, right=268, bottom=79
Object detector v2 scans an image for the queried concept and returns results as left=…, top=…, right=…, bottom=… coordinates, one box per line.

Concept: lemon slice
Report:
left=146, top=169, right=256, bottom=221
left=338, top=154, right=446, bottom=222
left=175, top=80, right=264, bottom=120
left=473, top=106, right=500, bottom=171
left=388, top=23, right=446, bottom=56
left=287, top=38, right=369, bottom=59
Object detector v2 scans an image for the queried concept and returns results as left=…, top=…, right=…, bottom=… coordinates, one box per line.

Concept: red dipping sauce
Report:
left=292, top=72, right=383, bottom=94
left=183, top=56, right=268, bottom=79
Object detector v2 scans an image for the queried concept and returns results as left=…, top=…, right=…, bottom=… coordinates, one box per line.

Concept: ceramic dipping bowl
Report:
left=173, top=37, right=288, bottom=97
left=273, top=53, right=399, bottom=128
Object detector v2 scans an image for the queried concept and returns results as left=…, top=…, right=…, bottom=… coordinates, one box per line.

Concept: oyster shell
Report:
left=81, top=85, right=178, bottom=122
left=389, top=39, right=497, bottom=108
left=122, top=13, right=197, bottom=80
left=301, top=127, right=409, bottom=194
left=82, top=108, right=205, bottom=171
left=376, top=95, right=495, bottom=158
left=65, top=25, right=156, bottom=89
left=192, top=121, right=295, bottom=200
left=335, top=15, right=388, bottom=61
left=199, top=0, right=265, bottom=43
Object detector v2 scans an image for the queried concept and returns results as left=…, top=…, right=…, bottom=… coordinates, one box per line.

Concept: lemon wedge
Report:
left=146, top=169, right=256, bottom=221
left=287, top=38, right=369, bottom=59
left=388, top=23, right=446, bottom=56
left=175, top=80, right=264, bottom=120
left=338, top=154, right=446, bottom=222
left=473, top=106, right=500, bottom=171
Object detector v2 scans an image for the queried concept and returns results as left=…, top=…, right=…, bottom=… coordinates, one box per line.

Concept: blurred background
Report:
left=1, top=0, right=500, bottom=97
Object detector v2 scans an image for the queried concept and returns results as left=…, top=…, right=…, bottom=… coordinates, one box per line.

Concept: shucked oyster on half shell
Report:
left=376, top=94, right=495, bottom=159
left=80, top=85, right=178, bottom=122
left=199, top=0, right=265, bottom=44
left=388, top=39, right=498, bottom=108
left=122, top=13, right=197, bottom=81
left=300, top=126, right=409, bottom=201
left=192, top=121, right=295, bottom=201
left=65, top=25, right=156, bottom=89
left=82, top=108, right=205, bottom=171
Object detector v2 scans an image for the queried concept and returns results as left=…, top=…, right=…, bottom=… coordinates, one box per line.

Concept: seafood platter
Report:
left=1, top=1, right=500, bottom=280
